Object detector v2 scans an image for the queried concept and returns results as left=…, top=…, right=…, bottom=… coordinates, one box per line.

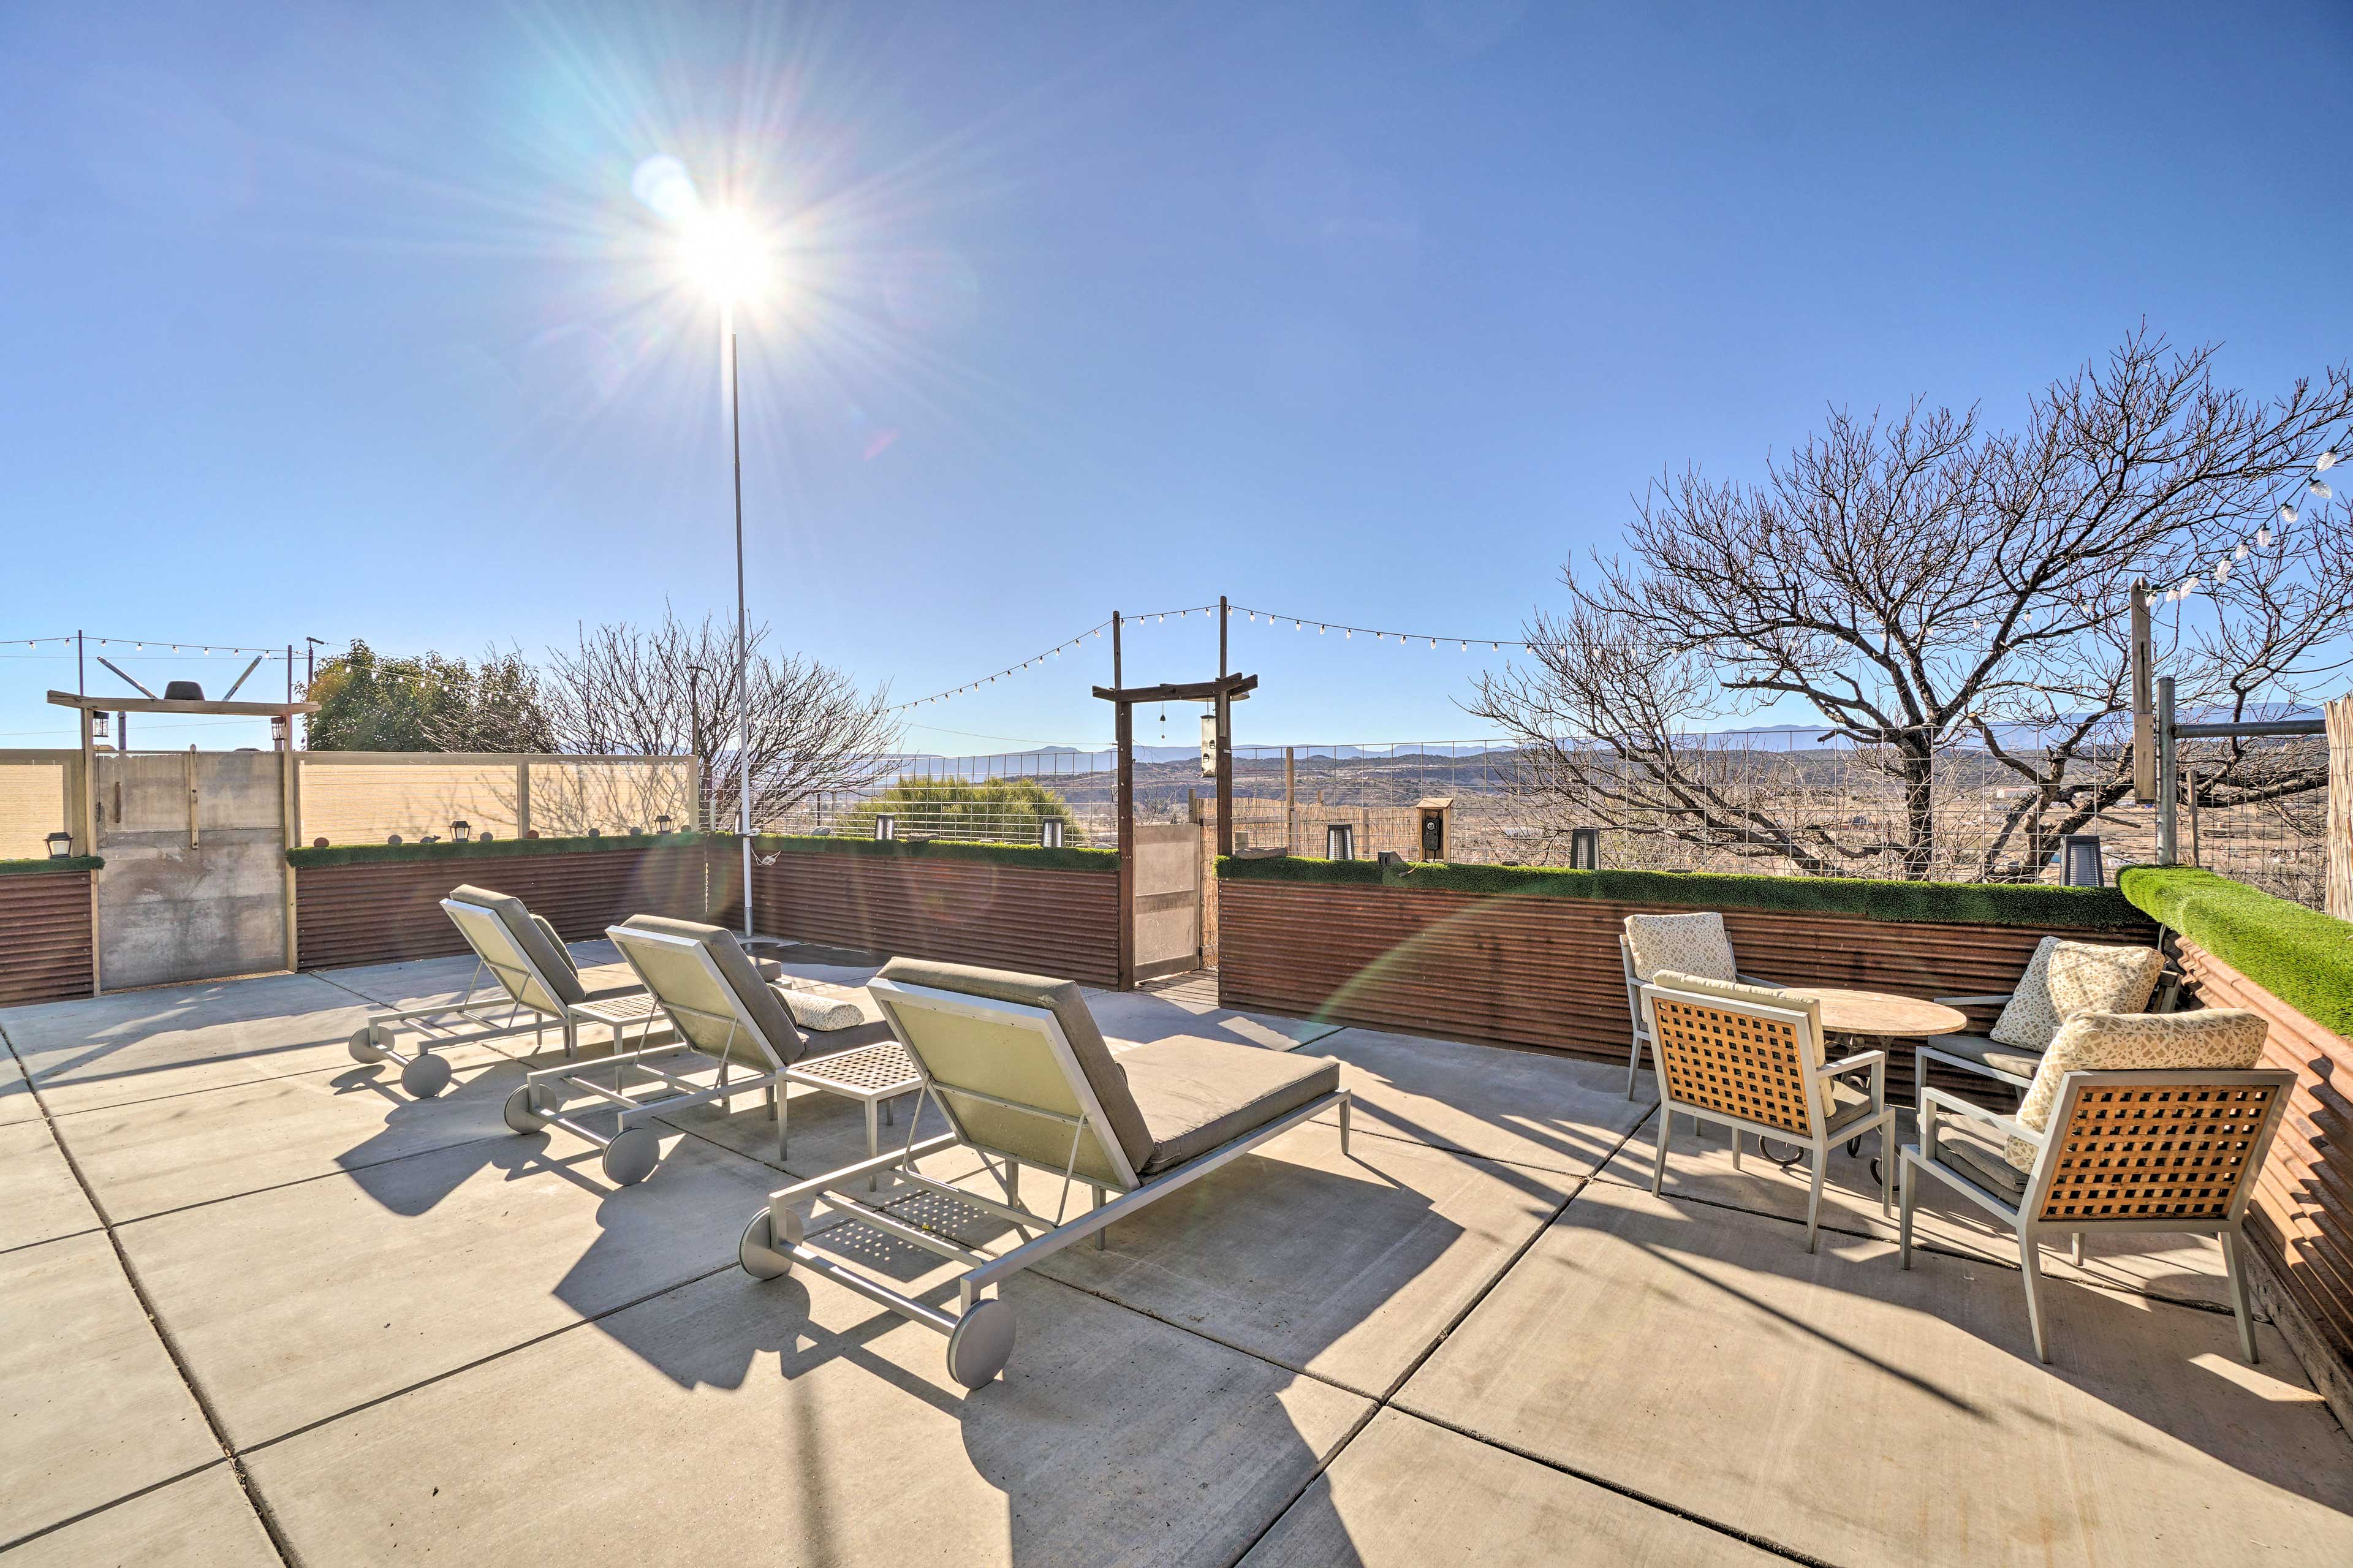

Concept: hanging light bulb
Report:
left=1344, top=628, right=1352, bottom=639
left=1295, top=620, right=1303, bottom=631
left=1490, top=642, right=1500, bottom=652
left=2215, top=558, right=2232, bottom=582
left=2235, top=543, right=2248, bottom=560
left=2257, top=525, right=2273, bottom=548
left=2314, top=450, right=2337, bottom=472
left=2279, top=504, right=2297, bottom=525
left=1319, top=624, right=1326, bottom=634
left=1429, top=637, right=1438, bottom=650
left=1460, top=641, right=1469, bottom=652
left=2311, top=479, right=2333, bottom=499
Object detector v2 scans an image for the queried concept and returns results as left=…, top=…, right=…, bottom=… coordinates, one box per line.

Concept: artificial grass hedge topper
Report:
left=0, top=855, right=103, bottom=876
left=1218, top=852, right=2147, bottom=929
left=2119, top=865, right=2353, bottom=1040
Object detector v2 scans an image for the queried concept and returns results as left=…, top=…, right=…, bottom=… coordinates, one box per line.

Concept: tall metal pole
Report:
left=728, top=311, right=752, bottom=935
left=2156, top=675, right=2178, bottom=865
left=2130, top=580, right=2155, bottom=803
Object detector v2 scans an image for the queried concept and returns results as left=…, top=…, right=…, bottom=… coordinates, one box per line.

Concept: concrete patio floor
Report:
left=3, top=949, right=2348, bottom=1566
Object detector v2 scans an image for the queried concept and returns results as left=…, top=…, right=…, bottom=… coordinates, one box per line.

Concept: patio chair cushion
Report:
left=1623, top=912, right=1738, bottom=984
left=448, top=885, right=586, bottom=1007
left=1120, top=1036, right=1341, bottom=1175
left=1921, top=1033, right=2044, bottom=1084
left=773, top=984, right=865, bottom=1032
left=2004, top=1007, right=2268, bottom=1170
left=874, top=958, right=1154, bottom=1175
left=1822, top=1079, right=1877, bottom=1137
left=1988, top=938, right=2165, bottom=1051
left=529, top=915, right=580, bottom=977
left=615, top=915, right=806, bottom=1067
left=1938, top=1126, right=2029, bottom=1203
left=1646, top=970, right=1825, bottom=1069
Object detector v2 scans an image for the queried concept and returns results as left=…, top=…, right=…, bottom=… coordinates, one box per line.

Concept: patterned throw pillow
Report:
left=1647, top=969, right=1824, bottom=1068
left=2045, top=941, right=2165, bottom=1020
left=1623, top=912, right=1738, bottom=984
left=2003, top=1007, right=2268, bottom=1170
left=1987, top=939, right=2165, bottom=1051
left=1986, top=938, right=2062, bottom=1050
left=771, top=984, right=866, bottom=1032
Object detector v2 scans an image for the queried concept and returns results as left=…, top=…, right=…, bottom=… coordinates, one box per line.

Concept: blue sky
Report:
left=3, top=2, right=2347, bottom=755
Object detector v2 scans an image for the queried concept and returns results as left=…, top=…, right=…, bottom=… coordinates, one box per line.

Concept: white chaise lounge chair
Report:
left=501, top=916, right=922, bottom=1186
left=346, top=884, right=646, bottom=1097
left=735, top=958, right=1351, bottom=1389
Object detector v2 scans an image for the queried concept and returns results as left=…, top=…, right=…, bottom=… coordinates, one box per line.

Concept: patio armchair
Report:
left=1917, top=936, right=2170, bottom=1101
left=346, top=884, right=646, bottom=1097
left=1639, top=970, right=1896, bottom=1252
left=1900, top=1006, right=2286, bottom=1364
left=735, top=957, right=1351, bottom=1388
left=499, top=916, right=922, bottom=1186
left=1620, top=911, right=1779, bottom=1100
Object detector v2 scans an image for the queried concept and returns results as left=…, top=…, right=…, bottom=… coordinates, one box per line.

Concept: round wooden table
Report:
left=1775, top=987, right=1968, bottom=1041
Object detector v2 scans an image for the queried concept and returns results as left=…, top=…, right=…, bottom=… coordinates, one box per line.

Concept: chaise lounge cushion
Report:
left=876, top=958, right=1156, bottom=1175
left=615, top=915, right=806, bottom=1066
left=1120, top=1037, right=1341, bottom=1175
left=448, top=884, right=588, bottom=1007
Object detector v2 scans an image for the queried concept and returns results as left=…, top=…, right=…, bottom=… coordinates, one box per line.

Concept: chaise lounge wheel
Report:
left=348, top=1026, right=386, bottom=1066
left=401, top=1052, right=453, bottom=1099
left=946, top=1297, right=1017, bottom=1389
left=738, top=1208, right=793, bottom=1280
left=502, top=1085, right=550, bottom=1134
left=602, top=1127, right=661, bottom=1186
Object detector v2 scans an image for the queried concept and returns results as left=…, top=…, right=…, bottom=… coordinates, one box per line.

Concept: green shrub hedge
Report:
left=0, top=855, right=102, bottom=876
left=287, top=833, right=702, bottom=869
left=1218, top=854, right=2148, bottom=929
left=745, top=833, right=1116, bottom=874
left=2119, top=866, right=2353, bottom=1039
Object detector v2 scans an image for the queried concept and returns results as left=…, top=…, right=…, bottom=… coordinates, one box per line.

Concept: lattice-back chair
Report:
left=1640, top=971, right=1896, bottom=1252
left=1898, top=1006, right=2286, bottom=1364
left=1620, top=912, right=1779, bottom=1100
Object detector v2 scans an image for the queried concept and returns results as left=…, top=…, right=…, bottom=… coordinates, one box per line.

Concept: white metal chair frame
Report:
left=1640, top=979, right=1896, bottom=1252
left=736, top=977, right=1352, bottom=1390
left=1899, top=1066, right=2292, bottom=1364
left=346, top=897, right=636, bottom=1098
left=500, top=925, right=794, bottom=1186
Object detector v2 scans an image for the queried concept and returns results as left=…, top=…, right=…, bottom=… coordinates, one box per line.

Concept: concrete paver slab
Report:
left=0, top=1049, right=37, bottom=1126
left=113, top=1132, right=779, bottom=1447
left=1605, top=1105, right=2235, bottom=1309
left=0, top=972, right=376, bottom=1115
left=1239, top=1407, right=1782, bottom=1567
left=50, top=1046, right=527, bottom=1223
left=0, top=1232, right=221, bottom=1545
left=1, top=1463, right=276, bottom=1566
left=0, top=1119, right=99, bottom=1252
left=1037, top=1121, right=1575, bottom=1398
left=657, top=1080, right=948, bottom=1177
left=244, top=1258, right=1370, bottom=1568
left=1396, top=1177, right=2353, bottom=1566
left=1296, top=1026, right=1650, bottom=1176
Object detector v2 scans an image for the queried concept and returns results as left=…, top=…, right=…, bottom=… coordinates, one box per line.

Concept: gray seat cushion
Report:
left=1921, top=1032, right=2044, bottom=1083
left=876, top=958, right=1154, bottom=1177
left=616, top=915, right=805, bottom=1066
left=1822, top=1080, right=1877, bottom=1137
left=1938, top=1129, right=2028, bottom=1203
left=449, top=885, right=585, bottom=1007
left=1121, top=1036, right=1341, bottom=1175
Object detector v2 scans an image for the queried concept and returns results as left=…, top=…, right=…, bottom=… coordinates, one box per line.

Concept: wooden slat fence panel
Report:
left=746, top=850, right=1118, bottom=988
left=0, top=871, right=94, bottom=1005
left=2175, top=937, right=2353, bottom=1393
left=295, top=847, right=721, bottom=970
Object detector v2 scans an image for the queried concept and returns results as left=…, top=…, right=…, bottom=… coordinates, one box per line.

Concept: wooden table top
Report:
left=1776, top=986, right=1969, bottom=1039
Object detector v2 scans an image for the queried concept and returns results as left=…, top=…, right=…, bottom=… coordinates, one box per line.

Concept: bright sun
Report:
left=679, top=208, right=768, bottom=303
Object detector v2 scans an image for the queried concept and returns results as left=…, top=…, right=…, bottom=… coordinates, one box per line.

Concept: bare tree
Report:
left=1469, top=330, right=2353, bottom=881
left=540, top=609, right=902, bottom=830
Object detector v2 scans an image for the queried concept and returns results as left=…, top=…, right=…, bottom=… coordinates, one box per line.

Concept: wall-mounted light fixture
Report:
left=1039, top=818, right=1066, bottom=849
left=45, top=831, right=74, bottom=859
left=874, top=814, right=896, bottom=841
left=2059, top=833, right=2105, bottom=888
left=1569, top=827, right=1601, bottom=871
left=1325, top=824, right=1355, bottom=861
left=450, top=820, right=471, bottom=843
